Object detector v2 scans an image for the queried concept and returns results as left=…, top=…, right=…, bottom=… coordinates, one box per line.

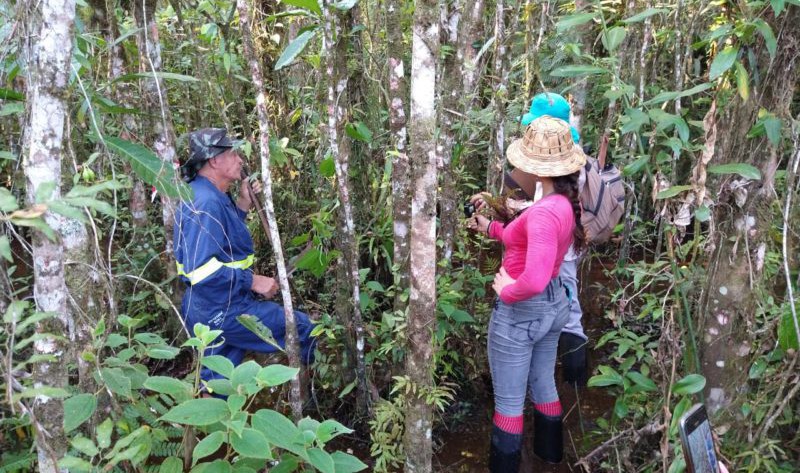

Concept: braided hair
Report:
left=552, top=170, right=586, bottom=252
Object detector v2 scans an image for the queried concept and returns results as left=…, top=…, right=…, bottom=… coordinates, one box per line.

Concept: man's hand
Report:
left=251, top=275, right=279, bottom=299
left=237, top=178, right=263, bottom=212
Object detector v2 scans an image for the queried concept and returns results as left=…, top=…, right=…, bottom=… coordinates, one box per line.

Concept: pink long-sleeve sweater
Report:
left=488, top=194, right=575, bottom=304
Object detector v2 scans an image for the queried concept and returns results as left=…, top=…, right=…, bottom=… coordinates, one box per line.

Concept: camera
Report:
left=463, top=201, right=476, bottom=218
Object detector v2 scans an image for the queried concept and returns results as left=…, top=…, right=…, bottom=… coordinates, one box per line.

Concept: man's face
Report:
left=210, top=148, right=243, bottom=182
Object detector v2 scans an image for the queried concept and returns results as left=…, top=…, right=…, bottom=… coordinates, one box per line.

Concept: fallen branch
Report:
left=577, top=421, right=665, bottom=471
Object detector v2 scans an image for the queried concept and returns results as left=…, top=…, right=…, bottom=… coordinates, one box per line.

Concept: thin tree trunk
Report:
left=322, top=0, right=370, bottom=416
left=459, top=0, right=486, bottom=110
left=438, top=0, right=461, bottom=261
left=403, top=0, right=439, bottom=469
left=236, top=0, right=304, bottom=421
left=386, top=0, right=410, bottom=312
left=21, top=0, right=77, bottom=470
left=487, top=0, right=507, bottom=193
left=571, top=0, right=591, bottom=134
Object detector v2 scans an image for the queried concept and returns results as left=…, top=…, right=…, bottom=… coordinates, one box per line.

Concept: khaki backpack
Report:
left=579, top=148, right=626, bottom=244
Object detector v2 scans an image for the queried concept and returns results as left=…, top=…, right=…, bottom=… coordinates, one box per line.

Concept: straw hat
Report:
left=506, top=116, right=586, bottom=177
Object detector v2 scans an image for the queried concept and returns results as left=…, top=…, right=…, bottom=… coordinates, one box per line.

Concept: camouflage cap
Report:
left=186, top=128, right=244, bottom=165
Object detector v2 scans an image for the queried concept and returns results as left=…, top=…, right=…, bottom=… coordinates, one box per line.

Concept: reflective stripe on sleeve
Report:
left=176, top=254, right=254, bottom=285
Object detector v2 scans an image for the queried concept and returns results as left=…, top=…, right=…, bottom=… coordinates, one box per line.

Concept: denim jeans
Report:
left=559, top=258, right=586, bottom=340
left=488, top=277, right=570, bottom=416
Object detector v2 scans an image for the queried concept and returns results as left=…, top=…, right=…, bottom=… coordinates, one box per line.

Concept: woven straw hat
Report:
left=506, top=116, right=586, bottom=177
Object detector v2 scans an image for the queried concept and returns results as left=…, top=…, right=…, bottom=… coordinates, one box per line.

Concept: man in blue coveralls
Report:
left=174, top=128, right=316, bottom=391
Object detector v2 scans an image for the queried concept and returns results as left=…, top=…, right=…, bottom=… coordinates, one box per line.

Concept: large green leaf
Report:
left=282, top=0, right=322, bottom=14
left=0, top=235, right=11, bottom=262
left=252, top=409, right=305, bottom=456
left=159, top=457, right=184, bottom=473
left=602, top=27, right=627, bottom=53
left=778, top=307, right=799, bottom=351
left=104, top=137, right=191, bottom=200
left=202, top=355, right=235, bottom=379
left=331, top=451, right=368, bottom=472
left=230, top=428, right=273, bottom=459
left=257, top=364, right=299, bottom=387
left=193, top=431, right=226, bottom=465
left=752, top=19, right=777, bottom=59
left=160, top=398, right=229, bottom=426
left=707, top=163, right=761, bottom=180
left=307, top=448, right=334, bottom=473
left=143, top=376, right=193, bottom=401
left=230, top=360, right=261, bottom=391
left=709, top=46, right=738, bottom=80
left=316, top=419, right=353, bottom=443
left=0, top=88, right=24, bottom=101
left=63, top=393, right=97, bottom=433
left=345, top=122, right=373, bottom=144
left=274, top=30, right=317, bottom=71
left=99, top=367, right=132, bottom=398
left=672, top=374, right=706, bottom=395
left=655, top=185, right=691, bottom=200
left=587, top=365, right=623, bottom=387
left=626, top=371, right=657, bottom=392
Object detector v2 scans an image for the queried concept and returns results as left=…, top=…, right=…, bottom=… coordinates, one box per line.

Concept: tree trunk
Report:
left=133, top=0, right=180, bottom=307
left=322, top=0, right=370, bottom=416
left=236, top=0, right=304, bottom=421
left=486, top=0, right=508, bottom=193
left=386, top=0, right=410, bottom=313
left=21, top=0, right=77, bottom=470
left=403, top=0, right=439, bottom=469
left=700, top=7, right=800, bottom=414
left=570, top=0, right=590, bottom=135
left=459, top=0, right=486, bottom=110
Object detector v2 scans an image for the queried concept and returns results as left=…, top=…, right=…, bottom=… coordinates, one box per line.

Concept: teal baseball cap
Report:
left=520, top=93, right=581, bottom=143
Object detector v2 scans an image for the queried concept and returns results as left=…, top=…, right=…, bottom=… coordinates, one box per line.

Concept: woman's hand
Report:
left=467, top=215, right=492, bottom=234
left=469, top=192, right=491, bottom=211
left=492, top=267, right=515, bottom=296
left=237, top=178, right=262, bottom=212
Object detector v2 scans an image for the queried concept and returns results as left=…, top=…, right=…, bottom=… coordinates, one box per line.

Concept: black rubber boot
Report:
left=559, top=332, right=588, bottom=387
left=533, top=409, right=563, bottom=464
left=489, top=426, right=522, bottom=473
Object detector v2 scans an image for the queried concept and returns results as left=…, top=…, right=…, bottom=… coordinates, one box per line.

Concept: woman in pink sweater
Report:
left=468, top=116, right=586, bottom=471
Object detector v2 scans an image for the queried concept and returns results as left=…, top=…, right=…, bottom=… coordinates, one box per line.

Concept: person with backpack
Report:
left=472, top=93, right=593, bottom=385
left=468, top=116, right=586, bottom=471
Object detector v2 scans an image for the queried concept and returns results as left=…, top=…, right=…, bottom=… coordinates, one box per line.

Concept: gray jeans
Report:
left=559, top=258, right=586, bottom=340
left=488, top=277, right=570, bottom=416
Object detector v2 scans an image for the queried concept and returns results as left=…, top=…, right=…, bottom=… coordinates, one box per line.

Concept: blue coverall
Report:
left=173, top=176, right=316, bottom=384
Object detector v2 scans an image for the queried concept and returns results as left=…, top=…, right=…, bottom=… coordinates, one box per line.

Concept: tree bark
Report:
left=570, top=0, right=591, bottom=134
left=486, top=0, right=508, bottom=193
left=700, top=7, right=800, bottom=414
left=403, top=0, right=439, bottom=469
left=21, top=0, right=77, bottom=470
left=322, top=0, right=370, bottom=416
left=459, top=0, right=486, bottom=110
left=236, top=0, right=304, bottom=421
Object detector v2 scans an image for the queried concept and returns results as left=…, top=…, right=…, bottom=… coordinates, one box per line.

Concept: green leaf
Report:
left=670, top=396, right=692, bottom=436
left=550, top=65, right=608, bottom=78
left=626, top=371, right=657, bottom=391
left=230, top=428, right=273, bottom=459
left=160, top=398, right=229, bottom=426
left=319, top=157, right=335, bottom=178
left=0, top=87, right=24, bottom=100
left=3, top=300, right=28, bottom=324
left=695, top=205, right=711, bottom=222
left=620, top=108, right=650, bottom=134
left=672, top=374, right=706, bottom=395
left=307, top=448, right=334, bottom=473
left=70, top=436, right=100, bottom=457
left=193, top=431, right=225, bottom=465
left=256, top=364, right=299, bottom=387
left=99, top=367, right=132, bottom=398
left=104, top=137, right=191, bottom=200
left=602, top=27, right=627, bottom=53
left=97, top=418, right=113, bottom=449
left=58, top=455, right=94, bottom=472
left=0, top=235, right=11, bottom=262
left=0, top=187, right=20, bottom=212
left=193, top=460, right=233, bottom=473
left=282, top=0, right=322, bottom=14
left=316, top=419, right=353, bottom=443
left=0, top=150, right=15, bottom=161
left=331, top=451, right=368, bottom=472
left=0, top=102, right=23, bottom=116
left=778, top=307, right=799, bottom=351
left=345, top=122, right=373, bottom=144
left=159, top=457, right=184, bottom=473
left=252, top=409, right=305, bottom=456
left=144, top=376, right=193, bottom=400
left=202, top=355, right=235, bottom=379
left=753, top=20, right=777, bottom=59
left=655, top=185, right=691, bottom=200
left=146, top=345, right=180, bottom=360
left=622, top=7, right=669, bottom=24
left=333, top=0, right=358, bottom=10
left=623, top=155, right=649, bottom=176
left=555, top=12, right=595, bottom=32
left=748, top=358, right=767, bottom=379
left=709, top=46, right=738, bottom=80
left=763, top=115, right=782, bottom=145
left=707, top=163, right=761, bottom=180
left=230, top=360, right=261, bottom=390
left=274, top=30, right=317, bottom=70
left=63, top=394, right=97, bottom=433
left=770, top=0, right=785, bottom=15
left=237, top=315, right=284, bottom=351
left=735, top=61, right=749, bottom=101
left=588, top=365, right=623, bottom=387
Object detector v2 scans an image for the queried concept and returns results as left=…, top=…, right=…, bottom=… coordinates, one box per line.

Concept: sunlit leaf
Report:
left=275, top=30, right=317, bottom=71
left=672, top=374, right=706, bottom=395
left=709, top=46, right=738, bottom=80
left=555, top=13, right=595, bottom=32
left=655, top=185, right=691, bottom=200
left=707, top=163, right=761, bottom=180
left=160, top=398, right=229, bottom=426
left=63, top=394, right=97, bottom=433
left=282, top=0, right=322, bottom=14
